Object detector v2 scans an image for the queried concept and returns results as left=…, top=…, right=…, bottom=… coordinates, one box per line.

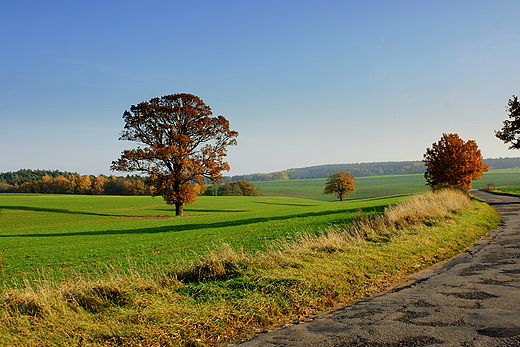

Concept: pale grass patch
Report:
left=261, top=189, right=470, bottom=260
left=208, top=189, right=472, bottom=268
left=385, top=189, right=470, bottom=227
left=175, top=243, right=252, bottom=282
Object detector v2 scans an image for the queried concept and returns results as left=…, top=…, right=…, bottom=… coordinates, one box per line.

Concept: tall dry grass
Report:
left=0, top=189, right=480, bottom=346
left=265, top=189, right=470, bottom=259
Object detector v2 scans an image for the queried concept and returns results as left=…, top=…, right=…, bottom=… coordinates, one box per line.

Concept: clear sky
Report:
left=2, top=1, right=520, bottom=176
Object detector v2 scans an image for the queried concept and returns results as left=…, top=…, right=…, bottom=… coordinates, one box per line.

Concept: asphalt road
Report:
left=235, top=190, right=520, bottom=347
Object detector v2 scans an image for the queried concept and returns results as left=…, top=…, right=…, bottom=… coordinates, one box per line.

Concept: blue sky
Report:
left=2, top=1, right=520, bottom=176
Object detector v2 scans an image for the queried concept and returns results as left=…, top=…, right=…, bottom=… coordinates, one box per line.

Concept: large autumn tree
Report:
left=423, top=133, right=489, bottom=191
left=495, top=95, right=520, bottom=149
left=323, top=171, right=356, bottom=201
left=111, top=93, right=238, bottom=216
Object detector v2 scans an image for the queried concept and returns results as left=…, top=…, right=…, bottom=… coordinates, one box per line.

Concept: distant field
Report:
left=255, top=169, right=520, bottom=201
left=474, top=168, right=520, bottom=188
left=254, top=174, right=427, bottom=201
left=0, top=194, right=405, bottom=284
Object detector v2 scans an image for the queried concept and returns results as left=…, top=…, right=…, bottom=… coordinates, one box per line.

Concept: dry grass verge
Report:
left=0, top=190, right=499, bottom=346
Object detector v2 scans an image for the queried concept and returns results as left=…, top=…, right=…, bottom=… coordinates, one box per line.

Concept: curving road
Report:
left=236, top=190, right=520, bottom=346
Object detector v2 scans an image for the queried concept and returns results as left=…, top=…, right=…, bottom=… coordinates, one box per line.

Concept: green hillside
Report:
left=254, top=169, right=520, bottom=200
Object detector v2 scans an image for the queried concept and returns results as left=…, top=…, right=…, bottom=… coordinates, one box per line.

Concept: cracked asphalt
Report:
left=235, top=190, right=520, bottom=346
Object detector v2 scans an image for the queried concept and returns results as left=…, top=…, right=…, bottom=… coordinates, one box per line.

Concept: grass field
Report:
left=254, top=174, right=428, bottom=200
left=0, top=170, right=508, bottom=346
left=1, top=169, right=519, bottom=284
left=0, top=189, right=500, bottom=346
left=0, top=194, right=405, bottom=284
left=255, top=169, right=520, bottom=200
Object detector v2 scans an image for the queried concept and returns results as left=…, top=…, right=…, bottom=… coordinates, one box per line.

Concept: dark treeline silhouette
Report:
left=284, top=161, right=425, bottom=180
left=0, top=169, right=152, bottom=195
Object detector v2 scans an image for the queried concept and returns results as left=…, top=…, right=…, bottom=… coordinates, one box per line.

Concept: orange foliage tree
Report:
left=495, top=95, right=520, bottom=149
left=111, top=93, right=238, bottom=216
left=323, top=172, right=356, bottom=201
left=423, top=133, right=489, bottom=190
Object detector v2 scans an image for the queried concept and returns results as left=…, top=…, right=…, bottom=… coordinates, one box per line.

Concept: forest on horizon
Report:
left=225, top=157, right=520, bottom=182
left=2, top=157, right=520, bottom=193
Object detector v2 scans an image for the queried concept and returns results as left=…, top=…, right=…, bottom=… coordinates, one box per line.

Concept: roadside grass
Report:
left=0, top=194, right=405, bottom=284
left=0, top=190, right=500, bottom=346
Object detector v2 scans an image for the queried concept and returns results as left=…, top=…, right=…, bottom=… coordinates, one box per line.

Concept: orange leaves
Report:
left=423, top=133, right=489, bottom=191
left=324, top=172, right=356, bottom=201
left=111, top=93, right=238, bottom=216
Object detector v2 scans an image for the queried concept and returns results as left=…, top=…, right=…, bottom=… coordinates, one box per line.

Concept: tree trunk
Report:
left=175, top=203, right=184, bottom=216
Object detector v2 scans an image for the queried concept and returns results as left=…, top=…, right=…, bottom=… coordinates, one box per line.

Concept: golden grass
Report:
left=0, top=189, right=499, bottom=346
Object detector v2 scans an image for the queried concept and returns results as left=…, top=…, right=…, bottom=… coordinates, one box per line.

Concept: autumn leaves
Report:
left=112, top=93, right=518, bottom=207
left=421, top=94, right=520, bottom=192
left=112, top=94, right=238, bottom=216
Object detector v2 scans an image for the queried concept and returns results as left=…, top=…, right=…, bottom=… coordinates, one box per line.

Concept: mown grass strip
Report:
left=0, top=190, right=500, bottom=346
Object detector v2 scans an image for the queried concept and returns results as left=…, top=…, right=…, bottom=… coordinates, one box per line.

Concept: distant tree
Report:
left=0, top=182, right=14, bottom=192
left=53, top=175, right=71, bottom=194
left=92, top=176, right=109, bottom=195
left=76, top=175, right=92, bottom=194
left=105, top=175, right=125, bottom=195
left=272, top=171, right=289, bottom=181
left=67, top=174, right=77, bottom=194
left=423, top=133, right=489, bottom=190
left=41, top=174, right=53, bottom=193
left=111, top=93, right=238, bottom=216
left=132, top=178, right=148, bottom=195
left=324, top=172, right=356, bottom=201
left=495, top=95, right=520, bottom=149
left=217, top=180, right=261, bottom=196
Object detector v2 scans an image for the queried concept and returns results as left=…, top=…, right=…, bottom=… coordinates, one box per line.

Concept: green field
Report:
left=1, top=168, right=519, bottom=284
left=255, top=169, right=520, bottom=200
left=0, top=194, right=405, bottom=283
left=255, top=174, right=428, bottom=200
left=0, top=172, right=507, bottom=346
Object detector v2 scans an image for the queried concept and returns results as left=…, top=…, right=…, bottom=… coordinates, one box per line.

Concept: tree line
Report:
left=4, top=93, right=520, bottom=213
left=0, top=169, right=262, bottom=197
left=224, top=157, right=520, bottom=182
left=0, top=170, right=152, bottom=195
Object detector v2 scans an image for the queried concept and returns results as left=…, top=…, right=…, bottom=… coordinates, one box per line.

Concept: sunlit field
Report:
left=254, top=169, right=520, bottom=200
left=1, top=169, right=518, bottom=284
left=0, top=193, right=405, bottom=284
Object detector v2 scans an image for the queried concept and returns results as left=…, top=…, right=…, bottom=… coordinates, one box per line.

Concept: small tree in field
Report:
left=423, top=133, right=489, bottom=191
left=111, top=93, right=238, bottom=216
left=324, top=172, right=356, bottom=201
left=495, top=95, right=520, bottom=149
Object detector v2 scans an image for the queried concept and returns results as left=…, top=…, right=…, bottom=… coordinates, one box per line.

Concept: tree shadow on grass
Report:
left=0, top=204, right=388, bottom=238
left=180, top=208, right=250, bottom=213
left=0, top=205, right=114, bottom=217
left=345, top=194, right=410, bottom=202
left=1, top=205, right=252, bottom=216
